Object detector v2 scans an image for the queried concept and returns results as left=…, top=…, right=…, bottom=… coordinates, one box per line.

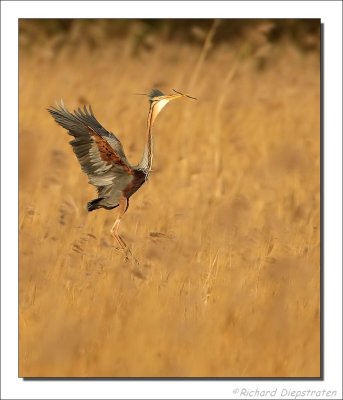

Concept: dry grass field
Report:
left=19, top=20, right=320, bottom=377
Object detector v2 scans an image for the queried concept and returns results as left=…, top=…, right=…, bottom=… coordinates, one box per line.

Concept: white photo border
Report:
left=1, top=1, right=342, bottom=399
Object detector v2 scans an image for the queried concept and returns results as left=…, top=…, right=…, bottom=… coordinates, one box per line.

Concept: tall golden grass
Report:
left=19, top=22, right=320, bottom=377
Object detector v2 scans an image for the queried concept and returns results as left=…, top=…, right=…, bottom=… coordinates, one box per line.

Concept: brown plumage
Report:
left=48, top=89, right=196, bottom=250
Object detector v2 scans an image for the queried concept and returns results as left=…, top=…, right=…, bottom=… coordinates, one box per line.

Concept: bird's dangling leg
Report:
left=111, top=197, right=128, bottom=250
left=110, top=197, right=139, bottom=265
left=111, top=218, right=127, bottom=249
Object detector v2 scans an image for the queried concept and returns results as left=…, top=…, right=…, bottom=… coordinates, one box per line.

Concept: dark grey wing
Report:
left=48, top=101, right=133, bottom=191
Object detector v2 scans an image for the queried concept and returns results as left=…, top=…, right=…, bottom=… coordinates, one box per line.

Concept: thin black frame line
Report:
left=18, top=17, right=323, bottom=20
left=319, top=22, right=324, bottom=380
left=17, top=18, right=323, bottom=381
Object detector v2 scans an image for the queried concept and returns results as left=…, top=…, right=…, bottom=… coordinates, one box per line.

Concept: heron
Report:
left=48, top=89, right=196, bottom=251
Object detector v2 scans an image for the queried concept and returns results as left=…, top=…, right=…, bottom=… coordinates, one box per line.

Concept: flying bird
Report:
left=48, top=89, right=196, bottom=250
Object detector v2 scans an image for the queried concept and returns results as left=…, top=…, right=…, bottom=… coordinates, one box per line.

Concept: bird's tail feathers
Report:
left=87, top=198, right=119, bottom=212
left=87, top=198, right=106, bottom=212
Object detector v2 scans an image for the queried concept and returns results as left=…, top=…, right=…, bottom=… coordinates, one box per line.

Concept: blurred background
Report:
left=19, top=19, right=320, bottom=377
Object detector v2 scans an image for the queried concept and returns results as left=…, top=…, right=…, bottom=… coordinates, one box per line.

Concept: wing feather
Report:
left=48, top=101, right=133, bottom=190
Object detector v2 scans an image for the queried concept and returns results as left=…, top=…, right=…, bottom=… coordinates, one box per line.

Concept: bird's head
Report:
left=148, top=88, right=197, bottom=103
left=141, top=88, right=196, bottom=125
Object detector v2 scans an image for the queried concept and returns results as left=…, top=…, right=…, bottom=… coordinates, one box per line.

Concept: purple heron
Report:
left=48, top=89, right=196, bottom=250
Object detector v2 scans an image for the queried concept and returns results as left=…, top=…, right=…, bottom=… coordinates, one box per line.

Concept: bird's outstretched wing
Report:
left=48, top=102, right=133, bottom=188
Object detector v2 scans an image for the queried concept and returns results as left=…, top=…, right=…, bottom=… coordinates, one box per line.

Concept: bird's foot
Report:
left=112, top=242, right=139, bottom=265
left=124, top=247, right=140, bottom=266
left=113, top=244, right=125, bottom=252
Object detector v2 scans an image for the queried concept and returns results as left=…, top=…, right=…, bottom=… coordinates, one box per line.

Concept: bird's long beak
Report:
left=172, top=88, right=197, bottom=100
left=134, top=89, right=197, bottom=102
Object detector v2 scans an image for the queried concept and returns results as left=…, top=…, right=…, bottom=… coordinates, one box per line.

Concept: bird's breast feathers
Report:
left=123, top=170, right=146, bottom=199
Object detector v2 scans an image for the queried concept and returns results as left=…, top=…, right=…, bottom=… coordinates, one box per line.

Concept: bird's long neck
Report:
left=139, top=106, right=154, bottom=174
left=140, top=126, right=153, bottom=174
left=139, top=98, right=169, bottom=175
